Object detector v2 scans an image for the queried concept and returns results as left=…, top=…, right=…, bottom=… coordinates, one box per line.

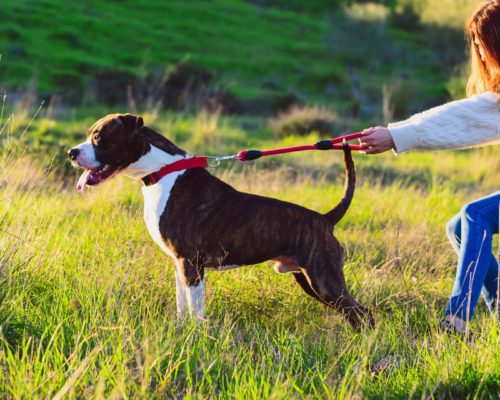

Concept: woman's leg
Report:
left=446, top=211, right=499, bottom=315
left=445, top=191, right=500, bottom=321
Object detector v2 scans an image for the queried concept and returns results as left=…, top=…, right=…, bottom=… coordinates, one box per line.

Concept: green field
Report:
left=1, top=0, right=500, bottom=398
left=0, top=0, right=477, bottom=115
left=1, top=109, right=499, bottom=398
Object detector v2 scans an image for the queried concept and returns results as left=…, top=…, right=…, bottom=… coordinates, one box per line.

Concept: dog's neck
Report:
left=122, top=144, right=186, bottom=180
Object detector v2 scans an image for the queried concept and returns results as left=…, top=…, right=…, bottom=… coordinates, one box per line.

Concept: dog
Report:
left=68, top=113, right=374, bottom=330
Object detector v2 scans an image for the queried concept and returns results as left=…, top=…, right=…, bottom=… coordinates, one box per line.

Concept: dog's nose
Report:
left=68, top=148, right=80, bottom=161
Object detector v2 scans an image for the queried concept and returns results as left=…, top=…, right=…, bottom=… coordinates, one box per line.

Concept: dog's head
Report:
left=68, top=113, right=185, bottom=192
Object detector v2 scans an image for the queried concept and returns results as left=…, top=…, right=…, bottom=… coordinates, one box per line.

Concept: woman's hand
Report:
left=359, top=127, right=395, bottom=154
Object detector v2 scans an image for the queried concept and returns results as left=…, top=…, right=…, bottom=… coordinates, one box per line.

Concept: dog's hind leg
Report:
left=307, top=270, right=373, bottom=330
left=272, top=258, right=326, bottom=303
left=300, top=247, right=374, bottom=330
left=293, top=268, right=363, bottom=318
left=293, top=271, right=328, bottom=304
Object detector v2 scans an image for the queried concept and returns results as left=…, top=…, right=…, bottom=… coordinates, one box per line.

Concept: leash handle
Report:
left=236, top=132, right=363, bottom=161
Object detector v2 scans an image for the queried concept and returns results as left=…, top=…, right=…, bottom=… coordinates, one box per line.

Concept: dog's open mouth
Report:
left=76, top=164, right=120, bottom=192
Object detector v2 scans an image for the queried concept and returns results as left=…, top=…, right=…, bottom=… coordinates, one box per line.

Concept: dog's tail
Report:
left=324, top=142, right=355, bottom=226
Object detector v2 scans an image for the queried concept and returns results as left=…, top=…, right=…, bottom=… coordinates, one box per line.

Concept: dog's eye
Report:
left=93, top=134, right=101, bottom=142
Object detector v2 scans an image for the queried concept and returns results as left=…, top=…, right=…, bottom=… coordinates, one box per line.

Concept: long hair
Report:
left=466, top=0, right=500, bottom=96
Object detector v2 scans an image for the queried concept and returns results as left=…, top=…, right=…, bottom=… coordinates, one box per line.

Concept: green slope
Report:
left=0, top=0, right=468, bottom=114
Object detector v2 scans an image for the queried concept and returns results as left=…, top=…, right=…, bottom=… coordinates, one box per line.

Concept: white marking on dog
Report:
left=175, top=264, right=187, bottom=317
left=186, top=279, right=205, bottom=319
left=126, top=145, right=185, bottom=259
left=73, top=139, right=100, bottom=169
left=122, top=145, right=185, bottom=180
left=126, top=145, right=202, bottom=318
left=141, top=176, right=182, bottom=259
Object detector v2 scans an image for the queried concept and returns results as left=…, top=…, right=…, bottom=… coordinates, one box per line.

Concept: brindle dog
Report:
left=68, top=113, right=375, bottom=330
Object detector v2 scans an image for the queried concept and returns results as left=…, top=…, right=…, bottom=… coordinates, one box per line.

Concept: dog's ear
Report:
left=136, top=116, right=144, bottom=131
left=118, top=114, right=144, bottom=135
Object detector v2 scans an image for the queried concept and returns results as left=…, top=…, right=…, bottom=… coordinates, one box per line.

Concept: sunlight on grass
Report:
left=0, top=107, right=498, bottom=397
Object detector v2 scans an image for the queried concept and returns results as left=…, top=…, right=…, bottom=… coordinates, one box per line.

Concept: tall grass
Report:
left=0, top=107, right=499, bottom=398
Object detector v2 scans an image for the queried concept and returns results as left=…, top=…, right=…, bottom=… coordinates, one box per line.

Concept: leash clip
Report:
left=206, top=155, right=237, bottom=168
left=207, top=158, right=221, bottom=168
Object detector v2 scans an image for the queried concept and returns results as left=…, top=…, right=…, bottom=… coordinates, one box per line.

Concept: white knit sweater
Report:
left=388, top=91, right=500, bottom=153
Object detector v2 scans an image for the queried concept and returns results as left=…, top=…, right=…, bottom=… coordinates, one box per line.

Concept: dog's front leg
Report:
left=174, top=264, right=187, bottom=317
left=177, top=260, right=206, bottom=321
left=186, top=279, right=205, bottom=320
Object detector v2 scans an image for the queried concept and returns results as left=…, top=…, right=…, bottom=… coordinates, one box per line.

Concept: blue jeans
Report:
left=445, top=191, right=500, bottom=320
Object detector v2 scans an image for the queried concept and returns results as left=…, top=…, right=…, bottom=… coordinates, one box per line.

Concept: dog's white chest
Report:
left=141, top=172, right=183, bottom=259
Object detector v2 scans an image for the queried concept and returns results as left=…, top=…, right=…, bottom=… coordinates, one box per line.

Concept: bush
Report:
left=268, top=105, right=338, bottom=138
left=389, top=2, right=422, bottom=31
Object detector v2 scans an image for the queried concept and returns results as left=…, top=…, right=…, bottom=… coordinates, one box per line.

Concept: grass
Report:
left=0, top=1, right=498, bottom=397
left=0, top=0, right=479, bottom=114
left=0, top=108, right=499, bottom=398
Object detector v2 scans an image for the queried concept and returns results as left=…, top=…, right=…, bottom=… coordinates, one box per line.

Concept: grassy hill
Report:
left=0, top=0, right=477, bottom=118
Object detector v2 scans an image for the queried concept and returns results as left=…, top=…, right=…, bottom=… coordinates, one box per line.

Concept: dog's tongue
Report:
left=76, top=169, right=92, bottom=193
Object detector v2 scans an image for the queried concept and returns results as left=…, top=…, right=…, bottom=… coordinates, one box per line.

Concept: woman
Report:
left=360, top=0, right=500, bottom=335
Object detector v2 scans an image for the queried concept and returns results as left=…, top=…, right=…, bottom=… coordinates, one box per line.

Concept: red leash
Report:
left=236, top=132, right=363, bottom=161
left=142, top=132, right=363, bottom=186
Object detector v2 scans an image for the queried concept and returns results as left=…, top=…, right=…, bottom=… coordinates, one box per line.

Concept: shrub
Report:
left=268, top=105, right=338, bottom=138
left=389, top=1, right=422, bottom=31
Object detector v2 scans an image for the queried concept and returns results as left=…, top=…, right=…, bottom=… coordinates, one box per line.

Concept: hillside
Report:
left=0, top=0, right=476, bottom=118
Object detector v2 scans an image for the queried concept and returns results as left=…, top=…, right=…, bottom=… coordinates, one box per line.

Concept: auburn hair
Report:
left=466, top=0, right=500, bottom=96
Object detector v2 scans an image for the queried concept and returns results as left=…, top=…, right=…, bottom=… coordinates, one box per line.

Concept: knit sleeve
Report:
left=388, top=92, right=500, bottom=153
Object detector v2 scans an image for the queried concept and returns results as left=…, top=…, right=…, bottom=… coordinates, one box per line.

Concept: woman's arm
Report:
left=361, top=91, right=500, bottom=154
